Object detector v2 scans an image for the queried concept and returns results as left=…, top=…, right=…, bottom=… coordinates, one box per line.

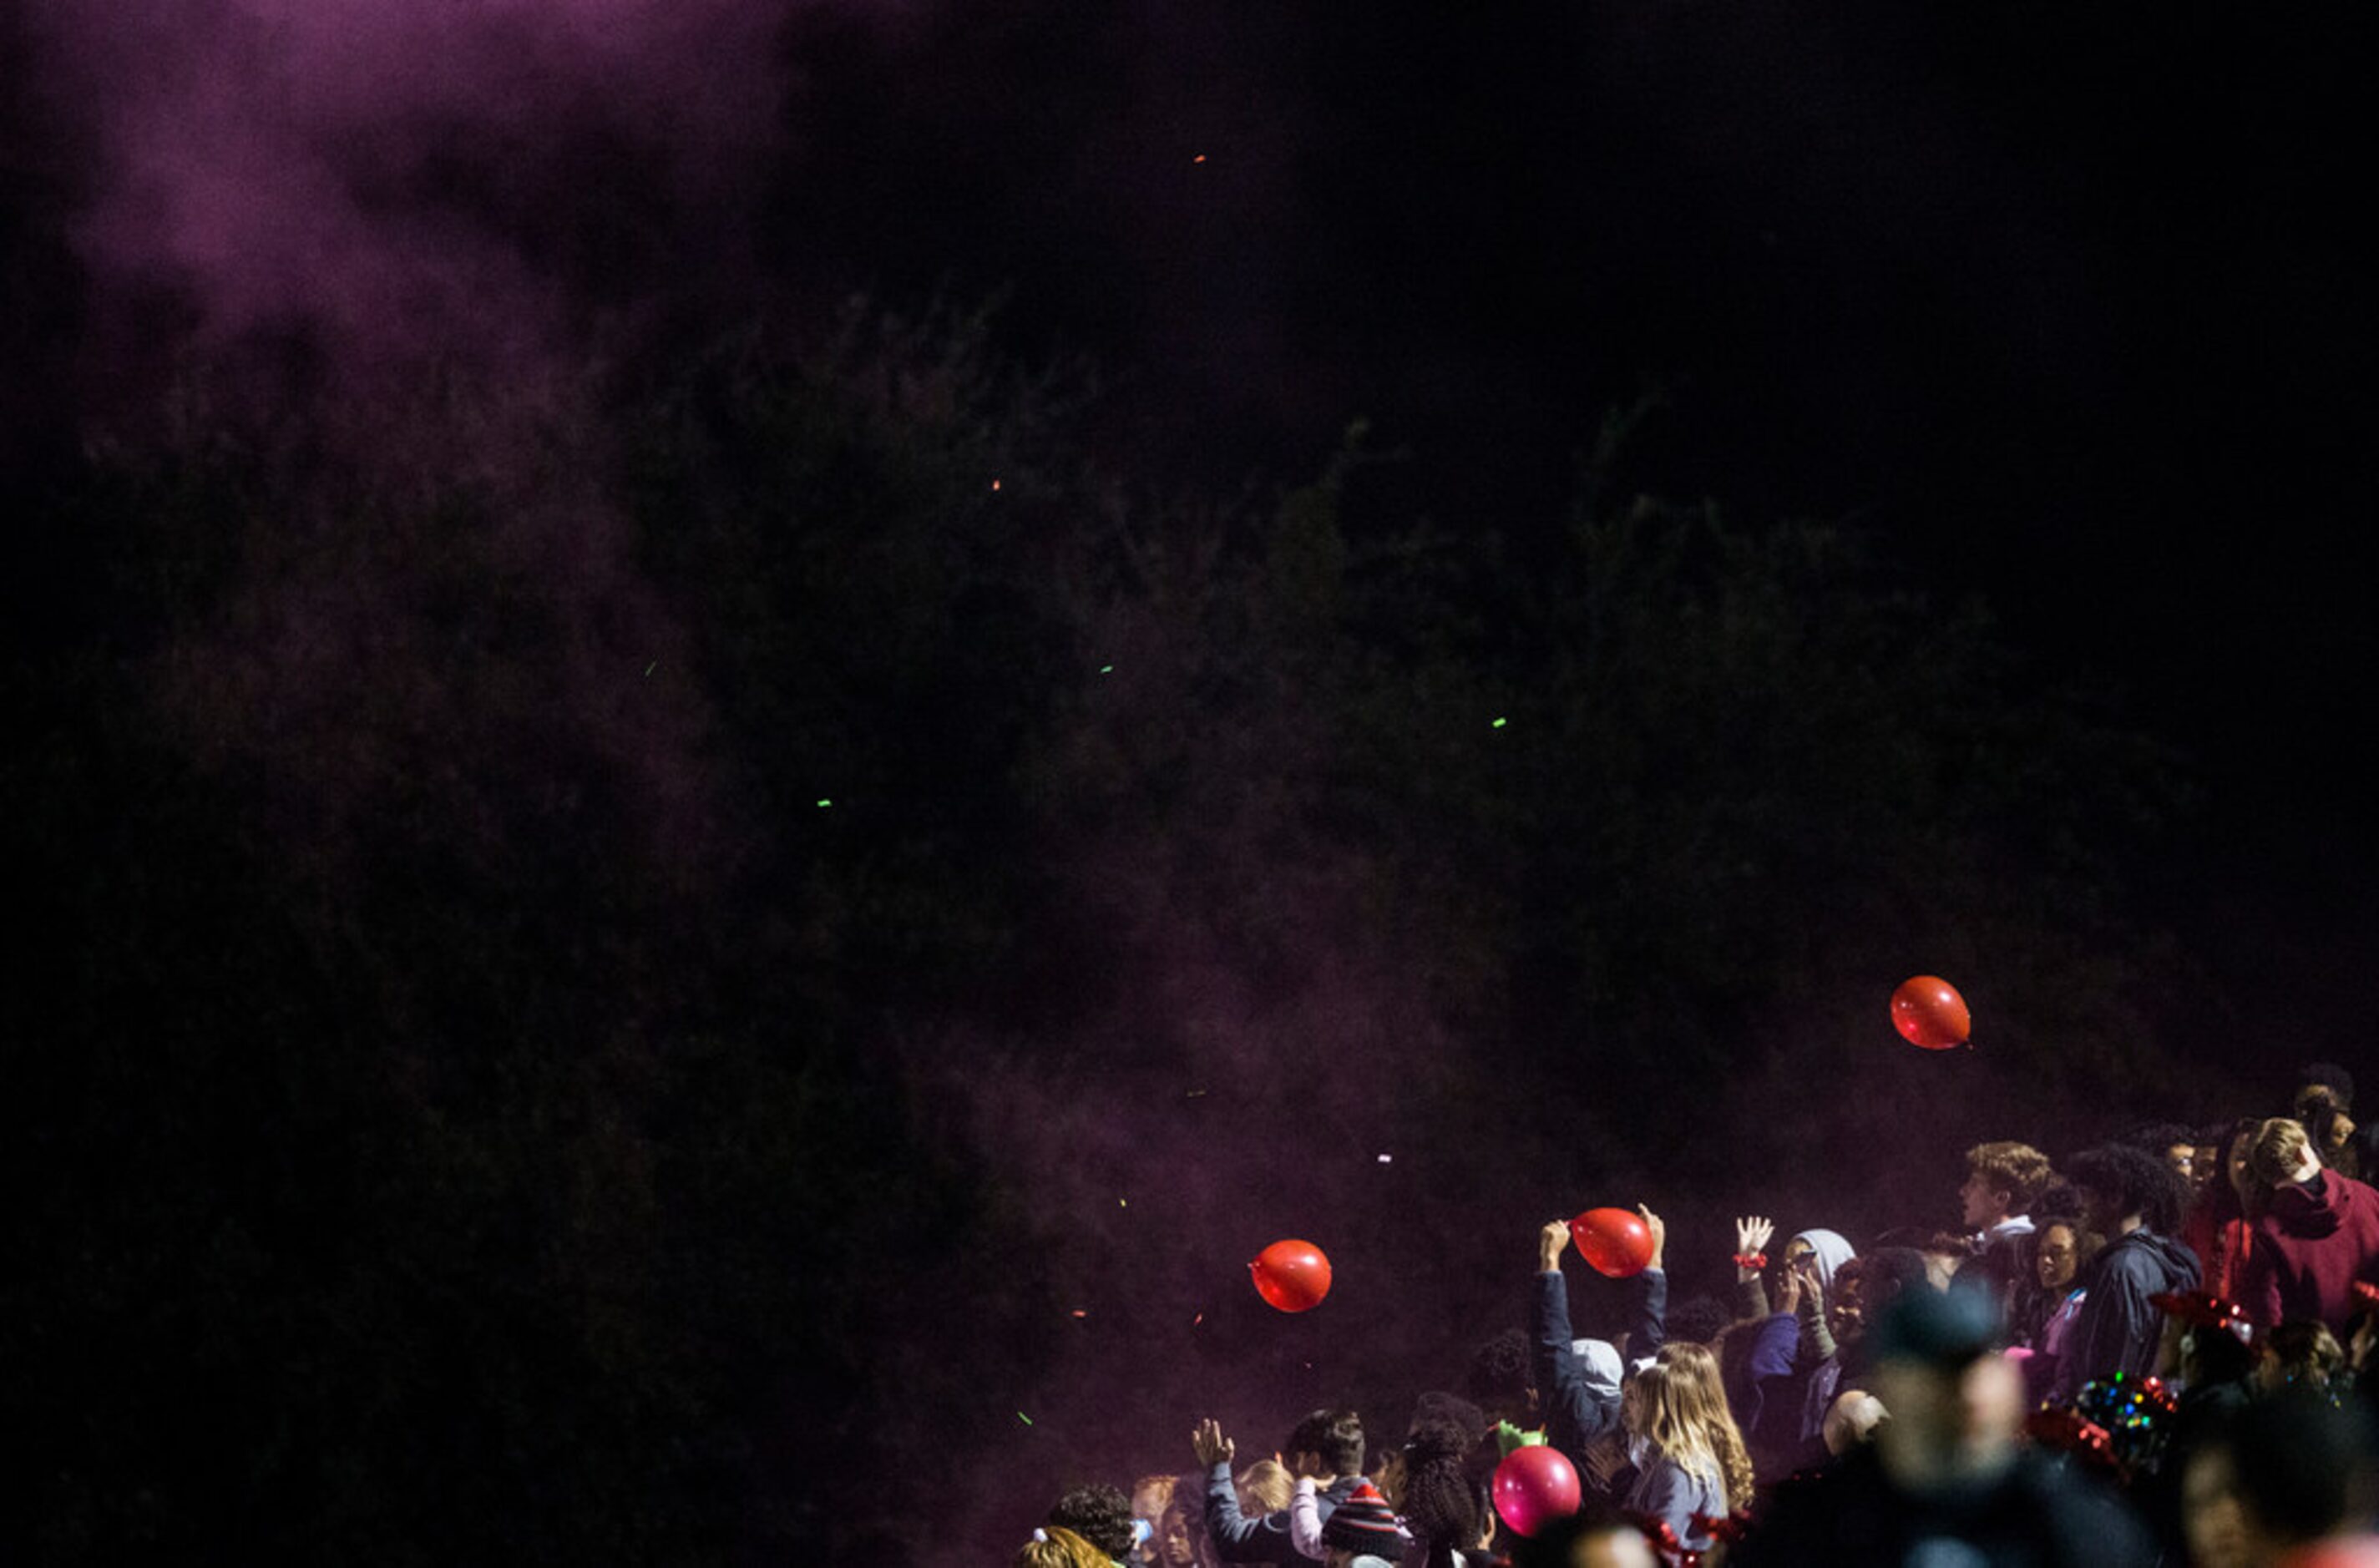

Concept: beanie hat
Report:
left=1319, top=1483, right=1406, bottom=1553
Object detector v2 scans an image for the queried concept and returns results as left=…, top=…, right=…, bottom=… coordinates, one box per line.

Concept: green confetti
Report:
left=1017, top=1411, right=1034, bottom=1426
left=1099, top=665, right=1113, bottom=675
left=643, top=661, right=656, bottom=677
left=817, top=799, right=833, bottom=808
left=1491, top=717, right=1508, bottom=729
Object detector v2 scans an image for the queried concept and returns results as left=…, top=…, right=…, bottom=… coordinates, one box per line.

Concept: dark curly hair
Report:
left=1048, top=1483, right=1136, bottom=1560
left=1466, top=1327, right=1531, bottom=1404
left=1401, top=1417, right=1485, bottom=1568
left=2065, top=1144, right=2194, bottom=1236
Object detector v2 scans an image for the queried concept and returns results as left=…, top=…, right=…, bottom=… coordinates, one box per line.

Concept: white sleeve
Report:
left=1288, top=1476, right=1324, bottom=1560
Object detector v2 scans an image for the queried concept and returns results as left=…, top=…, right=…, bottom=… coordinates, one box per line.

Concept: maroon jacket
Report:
left=2242, top=1170, right=2379, bottom=1332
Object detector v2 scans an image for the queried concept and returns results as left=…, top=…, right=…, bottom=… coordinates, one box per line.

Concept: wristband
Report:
left=1733, top=1251, right=1768, bottom=1271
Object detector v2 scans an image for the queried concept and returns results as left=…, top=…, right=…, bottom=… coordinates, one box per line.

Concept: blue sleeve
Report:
left=1747, top=1311, right=1799, bottom=1383
left=1533, top=1271, right=1617, bottom=1464
left=1627, top=1267, right=1668, bottom=1358
left=1627, top=1459, right=1705, bottom=1550
left=1203, top=1460, right=1298, bottom=1562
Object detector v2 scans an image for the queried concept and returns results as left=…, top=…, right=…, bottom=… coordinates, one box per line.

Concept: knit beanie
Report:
left=1319, top=1482, right=1406, bottom=1554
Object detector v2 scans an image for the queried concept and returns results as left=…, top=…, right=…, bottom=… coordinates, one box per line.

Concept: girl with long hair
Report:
left=1624, top=1354, right=1754, bottom=1555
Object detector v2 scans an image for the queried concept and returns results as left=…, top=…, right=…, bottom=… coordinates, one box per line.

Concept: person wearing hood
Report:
left=2240, top=1115, right=2379, bottom=1335
left=2053, top=1144, right=2202, bottom=1403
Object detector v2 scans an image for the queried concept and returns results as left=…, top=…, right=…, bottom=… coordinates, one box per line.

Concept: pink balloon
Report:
left=1491, top=1444, right=1582, bottom=1537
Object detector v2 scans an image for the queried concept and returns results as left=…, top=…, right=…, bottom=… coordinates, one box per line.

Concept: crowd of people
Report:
left=1014, top=1063, right=2379, bottom=1566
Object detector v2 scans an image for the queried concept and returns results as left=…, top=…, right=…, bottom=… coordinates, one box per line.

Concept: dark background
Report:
left=6, top=2, right=2375, bottom=1561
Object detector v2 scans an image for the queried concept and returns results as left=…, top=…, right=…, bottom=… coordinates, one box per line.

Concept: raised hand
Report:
left=1192, top=1417, right=1237, bottom=1469
left=1637, top=1203, right=1667, bottom=1271
left=1735, top=1216, right=1775, bottom=1256
left=1540, top=1219, right=1572, bottom=1272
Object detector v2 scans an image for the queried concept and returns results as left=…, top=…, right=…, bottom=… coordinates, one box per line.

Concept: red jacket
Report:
left=2242, top=1170, right=2379, bottom=1332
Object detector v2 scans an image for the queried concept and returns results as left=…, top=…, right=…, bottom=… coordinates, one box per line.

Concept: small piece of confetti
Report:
left=1118, top=1197, right=1128, bottom=1208
left=1193, top=1313, right=1204, bottom=1326
left=817, top=799, right=832, bottom=808
left=1193, top=154, right=1207, bottom=164
left=1492, top=716, right=1508, bottom=729
left=991, top=478, right=1003, bottom=491
left=1377, top=1154, right=1393, bottom=1163
left=1071, top=1309, right=1089, bottom=1318
left=643, top=661, right=656, bottom=677
left=1186, top=1088, right=1207, bottom=1098
left=1017, top=1411, right=1034, bottom=1426
left=1099, top=664, right=1114, bottom=674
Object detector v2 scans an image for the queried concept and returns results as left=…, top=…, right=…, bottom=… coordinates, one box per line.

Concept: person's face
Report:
left=2182, top=1448, right=2254, bottom=1568
left=1157, top=1511, right=1195, bottom=1567
left=1619, top=1378, right=1647, bottom=1435
left=2227, top=1140, right=2255, bottom=1203
left=1958, top=1171, right=2007, bottom=1231
left=1830, top=1276, right=1865, bottom=1342
left=2166, top=1143, right=2197, bottom=1184
left=2194, top=1141, right=2220, bottom=1191
left=2036, top=1223, right=2080, bottom=1292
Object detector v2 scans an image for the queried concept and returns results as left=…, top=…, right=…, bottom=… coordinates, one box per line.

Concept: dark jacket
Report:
left=2056, top=1228, right=2200, bottom=1402
left=1531, top=1266, right=1667, bottom=1474
left=1204, top=1467, right=1357, bottom=1563
left=2243, top=1170, right=2379, bottom=1333
left=1730, top=1444, right=2154, bottom=1566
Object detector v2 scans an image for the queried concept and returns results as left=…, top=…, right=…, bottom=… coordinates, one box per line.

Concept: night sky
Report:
left=8, top=2, right=2378, bottom=1561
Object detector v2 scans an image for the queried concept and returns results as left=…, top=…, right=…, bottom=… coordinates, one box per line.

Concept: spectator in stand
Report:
left=1020, top=1526, right=1121, bottom=1568
left=2182, top=1394, right=2372, bottom=1568
left=2056, top=1143, right=2202, bottom=1400
left=1192, top=1410, right=1365, bottom=1563
left=1395, top=1415, right=1495, bottom=1568
left=1735, top=1287, right=2154, bottom=1565
left=1798, top=1247, right=1932, bottom=1467
left=1532, top=1211, right=1668, bottom=1479
left=1465, top=1328, right=1540, bottom=1454
left=1714, top=1216, right=1810, bottom=1481
left=2294, top=1065, right=2363, bottom=1180
left=1953, top=1141, right=2054, bottom=1318
left=1314, top=1483, right=1407, bottom=1568
left=1620, top=1357, right=1749, bottom=1558
left=2184, top=1118, right=2265, bottom=1302
left=2255, top=1319, right=2349, bottom=1402
left=2121, top=1120, right=2204, bottom=1189
left=1155, top=1489, right=1219, bottom=1568
left=1130, top=1477, right=1177, bottom=1565
left=2015, top=1211, right=2098, bottom=1404
left=1050, top=1485, right=1142, bottom=1567
left=2241, top=1116, right=2379, bottom=1335
left=1234, top=1460, right=1292, bottom=1520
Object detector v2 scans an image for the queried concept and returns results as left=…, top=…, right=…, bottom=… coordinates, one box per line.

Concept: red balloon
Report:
left=1250, top=1239, right=1332, bottom=1313
left=1891, top=974, right=1972, bottom=1050
left=1491, top=1444, right=1582, bottom=1537
left=1568, top=1207, right=1654, bottom=1278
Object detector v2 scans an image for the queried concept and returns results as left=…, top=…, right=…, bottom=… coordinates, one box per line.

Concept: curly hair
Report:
left=2064, top=1144, right=2193, bottom=1236
left=1283, top=1409, right=1365, bottom=1477
left=1015, top=1526, right=1113, bottom=1568
left=1400, top=1417, right=1485, bottom=1563
left=1048, top=1484, right=1136, bottom=1561
left=1466, top=1328, right=1531, bottom=1404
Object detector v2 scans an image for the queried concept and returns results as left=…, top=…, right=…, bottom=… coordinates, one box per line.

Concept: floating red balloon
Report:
left=1891, top=974, right=1972, bottom=1050
left=1568, top=1207, right=1654, bottom=1278
left=1491, top=1444, right=1582, bottom=1536
left=1250, top=1239, right=1332, bottom=1313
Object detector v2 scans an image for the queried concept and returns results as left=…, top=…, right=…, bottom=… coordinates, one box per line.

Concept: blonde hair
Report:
left=2248, top=1118, right=2315, bottom=1216
left=1014, top=1526, right=1111, bottom=1568
left=1635, top=1348, right=1755, bottom=1512
left=1236, top=1458, right=1293, bottom=1517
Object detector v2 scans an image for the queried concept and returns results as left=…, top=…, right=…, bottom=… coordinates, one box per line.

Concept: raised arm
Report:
left=1623, top=1204, right=1669, bottom=1357
left=1733, top=1216, right=1775, bottom=1323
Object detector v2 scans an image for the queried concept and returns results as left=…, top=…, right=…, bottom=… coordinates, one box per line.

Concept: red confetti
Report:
left=1071, top=1309, right=1088, bottom=1318
left=1193, top=154, right=1207, bottom=163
